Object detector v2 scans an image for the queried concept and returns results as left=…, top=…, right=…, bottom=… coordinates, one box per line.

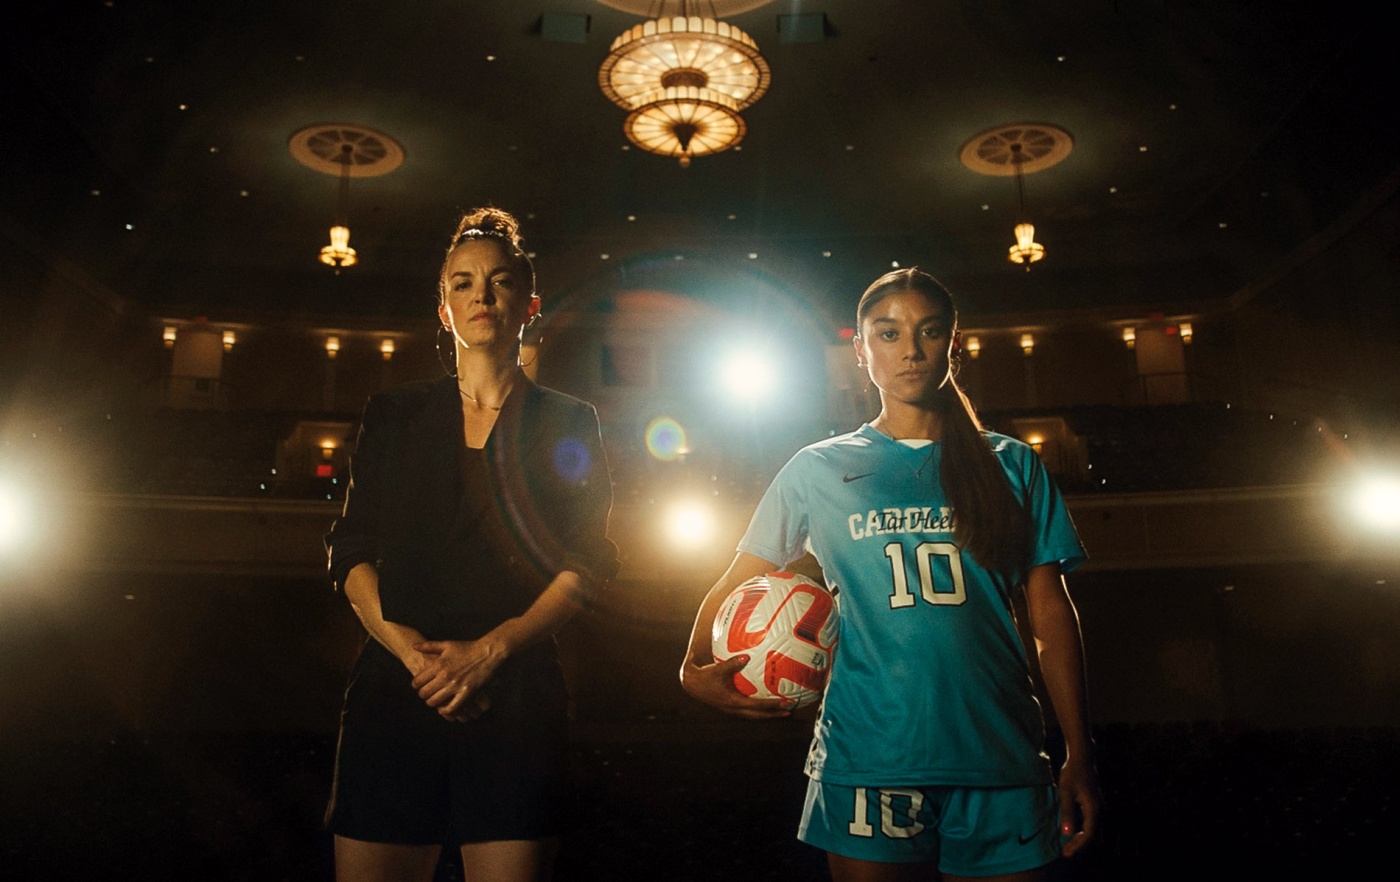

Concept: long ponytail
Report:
left=857, top=269, right=1029, bottom=576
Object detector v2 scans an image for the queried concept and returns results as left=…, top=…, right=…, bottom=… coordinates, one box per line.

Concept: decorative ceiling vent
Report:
left=959, top=123, right=1074, bottom=177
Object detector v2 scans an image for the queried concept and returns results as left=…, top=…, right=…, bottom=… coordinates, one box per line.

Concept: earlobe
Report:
left=528, top=295, right=541, bottom=318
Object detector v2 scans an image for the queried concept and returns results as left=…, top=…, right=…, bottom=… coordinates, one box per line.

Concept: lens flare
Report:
left=552, top=437, right=592, bottom=482
left=645, top=417, right=688, bottom=462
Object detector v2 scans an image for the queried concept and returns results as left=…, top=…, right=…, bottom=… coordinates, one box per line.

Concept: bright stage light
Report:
left=718, top=350, right=777, bottom=403
left=664, top=498, right=717, bottom=550
left=1352, top=472, right=1400, bottom=533
left=0, top=479, right=32, bottom=555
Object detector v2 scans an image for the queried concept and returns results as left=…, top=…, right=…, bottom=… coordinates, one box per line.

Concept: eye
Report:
left=491, top=274, right=515, bottom=288
left=879, top=329, right=899, bottom=341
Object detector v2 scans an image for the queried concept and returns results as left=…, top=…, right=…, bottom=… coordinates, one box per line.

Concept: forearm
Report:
left=476, top=570, right=588, bottom=661
left=1026, top=566, right=1095, bottom=762
left=343, top=562, right=429, bottom=674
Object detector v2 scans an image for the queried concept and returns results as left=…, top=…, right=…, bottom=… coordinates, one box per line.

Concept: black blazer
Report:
left=325, top=375, right=618, bottom=635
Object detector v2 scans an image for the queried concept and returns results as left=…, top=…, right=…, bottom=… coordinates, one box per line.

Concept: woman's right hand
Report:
left=679, top=654, right=793, bottom=720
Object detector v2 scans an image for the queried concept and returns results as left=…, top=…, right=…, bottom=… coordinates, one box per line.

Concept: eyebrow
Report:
left=869, top=316, right=947, bottom=327
left=448, top=265, right=515, bottom=280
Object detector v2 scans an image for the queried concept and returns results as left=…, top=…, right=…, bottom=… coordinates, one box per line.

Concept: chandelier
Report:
left=1007, top=153, right=1045, bottom=268
left=598, top=2, right=771, bottom=166
left=958, top=123, right=1072, bottom=270
left=320, top=152, right=358, bottom=270
left=289, top=124, right=404, bottom=271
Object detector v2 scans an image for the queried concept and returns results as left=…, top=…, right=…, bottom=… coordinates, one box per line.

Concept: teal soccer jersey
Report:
left=737, top=425, right=1086, bottom=787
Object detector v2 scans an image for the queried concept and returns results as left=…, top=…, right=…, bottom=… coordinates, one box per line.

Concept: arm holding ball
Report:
left=680, top=552, right=795, bottom=720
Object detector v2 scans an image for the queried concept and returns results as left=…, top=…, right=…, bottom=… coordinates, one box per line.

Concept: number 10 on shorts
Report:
left=848, top=787, right=927, bottom=839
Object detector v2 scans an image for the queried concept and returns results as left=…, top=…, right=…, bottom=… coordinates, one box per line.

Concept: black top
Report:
left=324, top=375, right=619, bottom=641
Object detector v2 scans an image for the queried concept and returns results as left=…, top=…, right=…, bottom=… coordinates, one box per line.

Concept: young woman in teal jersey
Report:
left=681, top=268, right=1100, bottom=881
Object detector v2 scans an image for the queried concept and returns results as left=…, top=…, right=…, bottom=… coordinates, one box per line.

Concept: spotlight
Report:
left=664, top=498, right=717, bottom=550
left=718, top=350, right=777, bottom=403
left=0, top=478, right=32, bottom=556
left=1352, top=472, right=1400, bottom=533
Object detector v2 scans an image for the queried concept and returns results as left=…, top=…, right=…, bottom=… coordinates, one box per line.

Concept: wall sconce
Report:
left=1179, top=322, right=1193, bottom=344
left=320, top=440, right=337, bottom=460
left=1020, top=333, right=1035, bottom=356
left=163, top=326, right=177, bottom=348
left=1025, top=433, right=1044, bottom=453
left=325, top=336, right=341, bottom=358
left=964, top=335, right=981, bottom=359
left=1122, top=327, right=1136, bottom=350
left=222, top=330, right=236, bottom=351
left=380, top=338, right=395, bottom=361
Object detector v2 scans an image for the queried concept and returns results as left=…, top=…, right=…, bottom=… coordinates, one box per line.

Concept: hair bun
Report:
left=450, top=207, right=523, bottom=250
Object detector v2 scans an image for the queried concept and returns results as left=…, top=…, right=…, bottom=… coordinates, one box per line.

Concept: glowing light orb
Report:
left=1353, top=473, right=1400, bottom=533
left=0, top=481, right=30, bottom=554
left=665, top=498, right=717, bottom=549
left=719, top=350, right=776, bottom=403
left=645, top=417, right=688, bottom=462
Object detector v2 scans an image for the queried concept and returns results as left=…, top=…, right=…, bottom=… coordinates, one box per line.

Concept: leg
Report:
left=828, top=852, right=938, bottom=882
left=333, top=835, right=441, bottom=882
left=459, top=837, right=559, bottom=882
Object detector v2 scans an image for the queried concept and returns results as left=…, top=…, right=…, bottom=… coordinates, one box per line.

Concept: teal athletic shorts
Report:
left=798, top=779, right=1061, bottom=876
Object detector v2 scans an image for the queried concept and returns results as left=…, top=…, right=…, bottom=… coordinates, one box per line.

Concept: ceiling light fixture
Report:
left=319, top=147, right=359, bottom=271
left=598, top=1, right=770, bottom=167
left=1006, top=144, right=1045, bottom=268
left=959, top=123, right=1072, bottom=271
left=289, top=123, right=404, bottom=272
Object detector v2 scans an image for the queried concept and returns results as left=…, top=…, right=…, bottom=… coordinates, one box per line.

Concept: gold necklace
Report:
left=458, top=386, right=503, bottom=410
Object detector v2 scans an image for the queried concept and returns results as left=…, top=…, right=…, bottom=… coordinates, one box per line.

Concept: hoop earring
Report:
left=435, top=325, right=457, bottom=379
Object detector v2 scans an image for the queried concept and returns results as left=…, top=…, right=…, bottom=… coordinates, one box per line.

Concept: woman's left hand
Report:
left=410, top=638, right=507, bottom=722
left=1057, top=754, right=1102, bottom=857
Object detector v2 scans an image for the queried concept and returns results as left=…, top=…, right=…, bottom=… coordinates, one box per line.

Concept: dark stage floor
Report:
left=1, top=575, right=1396, bottom=879
left=3, top=722, right=1396, bottom=879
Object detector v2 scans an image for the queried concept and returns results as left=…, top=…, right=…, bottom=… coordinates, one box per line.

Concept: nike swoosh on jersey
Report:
left=842, top=473, right=874, bottom=482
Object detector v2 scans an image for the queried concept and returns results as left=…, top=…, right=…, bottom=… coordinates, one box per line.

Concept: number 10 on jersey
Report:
left=883, top=541, right=966, bottom=608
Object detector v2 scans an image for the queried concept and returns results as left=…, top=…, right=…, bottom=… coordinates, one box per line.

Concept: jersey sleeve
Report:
left=1018, top=444, right=1087, bottom=573
left=736, top=453, right=810, bottom=567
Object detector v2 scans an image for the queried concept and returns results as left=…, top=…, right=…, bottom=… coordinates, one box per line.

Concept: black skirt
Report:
left=325, top=639, right=573, bottom=845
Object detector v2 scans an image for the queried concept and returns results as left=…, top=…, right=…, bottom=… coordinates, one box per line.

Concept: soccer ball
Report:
left=711, top=571, right=839, bottom=709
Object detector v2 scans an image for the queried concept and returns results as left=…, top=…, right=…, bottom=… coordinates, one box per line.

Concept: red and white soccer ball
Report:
left=711, top=571, right=839, bottom=709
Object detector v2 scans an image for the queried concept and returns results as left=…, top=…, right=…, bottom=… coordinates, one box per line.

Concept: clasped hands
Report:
left=409, top=638, right=505, bottom=723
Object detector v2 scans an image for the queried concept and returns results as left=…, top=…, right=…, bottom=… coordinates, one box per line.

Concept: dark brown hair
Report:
left=437, top=206, right=536, bottom=304
left=857, top=268, right=1030, bottom=576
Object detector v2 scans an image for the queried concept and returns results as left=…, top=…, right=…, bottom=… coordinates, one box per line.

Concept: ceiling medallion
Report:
left=599, top=3, right=771, bottom=166
left=289, top=123, right=405, bottom=178
left=959, top=123, right=1073, bottom=177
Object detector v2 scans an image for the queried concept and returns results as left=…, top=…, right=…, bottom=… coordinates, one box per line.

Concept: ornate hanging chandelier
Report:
left=289, top=123, right=404, bottom=271
left=958, top=123, right=1072, bottom=270
left=598, top=2, right=771, bottom=166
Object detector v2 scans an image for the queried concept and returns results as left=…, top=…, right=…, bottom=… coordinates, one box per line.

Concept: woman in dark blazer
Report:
left=324, top=207, right=618, bottom=882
